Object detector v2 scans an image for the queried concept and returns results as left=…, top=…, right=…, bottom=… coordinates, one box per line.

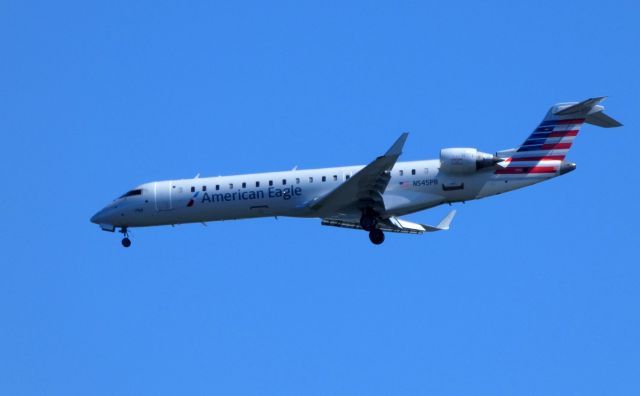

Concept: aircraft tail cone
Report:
left=559, top=161, right=577, bottom=175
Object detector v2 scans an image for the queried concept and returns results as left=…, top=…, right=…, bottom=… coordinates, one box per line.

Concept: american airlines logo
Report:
left=187, top=191, right=199, bottom=207
left=193, top=186, right=303, bottom=206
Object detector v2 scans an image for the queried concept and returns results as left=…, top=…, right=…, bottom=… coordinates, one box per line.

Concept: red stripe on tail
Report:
left=541, top=143, right=572, bottom=150
left=556, top=118, right=585, bottom=125
left=548, top=130, right=579, bottom=138
left=495, top=166, right=557, bottom=174
left=510, top=155, right=565, bottom=162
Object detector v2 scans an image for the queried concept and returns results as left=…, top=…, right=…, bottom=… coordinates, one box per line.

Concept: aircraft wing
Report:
left=322, top=210, right=457, bottom=234
left=308, top=133, right=408, bottom=216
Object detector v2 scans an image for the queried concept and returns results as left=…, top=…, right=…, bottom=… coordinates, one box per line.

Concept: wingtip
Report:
left=385, top=132, right=409, bottom=156
left=438, top=209, right=457, bottom=229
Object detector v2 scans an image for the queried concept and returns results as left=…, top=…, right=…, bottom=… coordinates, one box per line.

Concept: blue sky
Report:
left=1, top=0, right=639, bottom=394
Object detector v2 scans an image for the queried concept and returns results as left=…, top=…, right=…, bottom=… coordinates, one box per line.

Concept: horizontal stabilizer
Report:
left=554, top=97, right=607, bottom=115
left=585, top=111, right=623, bottom=128
left=552, top=96, right=622, bottom=128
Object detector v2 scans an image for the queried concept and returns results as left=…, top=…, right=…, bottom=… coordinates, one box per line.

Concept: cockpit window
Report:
left=120, top=189, right=142, bottom=198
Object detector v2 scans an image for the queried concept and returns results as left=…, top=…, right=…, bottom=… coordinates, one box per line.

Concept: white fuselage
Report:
left=91, top=158, right=566, bottom=228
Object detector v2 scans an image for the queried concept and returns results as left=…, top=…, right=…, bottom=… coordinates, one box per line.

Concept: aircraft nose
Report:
left=90, top=209, right=109, bottom=224
left=90, top=211, right=102, bottom=224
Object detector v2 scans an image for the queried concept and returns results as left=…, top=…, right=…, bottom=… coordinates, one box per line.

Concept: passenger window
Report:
left=411, top=169, right=416, bottom=175
left=309, top=177, right=314, bottom=183
left=202, top=186, right=207, bottom=191
left=256, top=181, right=260, bottom=187
left=282, top=179, right=287, bottom=185
left=242, top=182, right=246, bottom=188
left=296, top=178, right=300, bottom=184
left=322, top=176, right=326, bottom=182
left=229, top=183, right=233, bottom=189
left=333, top=175, right=337, bottom=181
left=191, top=186, right=195, bottom=192
left=215, top=185, right=220, bottom=191
left=399, top=170, right=404, bottom=176
left=269, top=180, right=273, bottom=186
left=346, top=174, right=351, bottom=180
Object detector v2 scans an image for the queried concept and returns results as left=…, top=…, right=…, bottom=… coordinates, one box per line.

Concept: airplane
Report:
left=91, top=97, right=621, bottom=247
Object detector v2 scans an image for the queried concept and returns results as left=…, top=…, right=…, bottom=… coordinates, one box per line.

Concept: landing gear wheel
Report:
left=369, top=229, right=385, bottom=245
left=119, top=227, right=131, bottom=248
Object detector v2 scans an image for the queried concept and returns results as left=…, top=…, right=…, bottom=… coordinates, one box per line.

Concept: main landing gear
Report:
left=120, top=227, right=131, bottom=248
left=360, top=209, right=377, bottom=231
left=361, top=210, right=385, bottom=245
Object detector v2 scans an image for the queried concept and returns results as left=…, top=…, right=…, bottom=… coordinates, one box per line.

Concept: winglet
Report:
left=422, top=209, right=457, bottom=232
left=384, top=132, right=409, bottom=156
left=436, top=209, right=456, bottom=230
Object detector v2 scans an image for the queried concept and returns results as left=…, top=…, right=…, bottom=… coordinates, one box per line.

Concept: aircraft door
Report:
left=154, top=181, right=173, bottom=211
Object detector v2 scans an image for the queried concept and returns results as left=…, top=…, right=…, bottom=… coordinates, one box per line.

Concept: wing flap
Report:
left=321, top=210, right=457, bottom=235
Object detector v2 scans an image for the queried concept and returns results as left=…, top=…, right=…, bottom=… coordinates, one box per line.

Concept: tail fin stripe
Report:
left=510, top=155, right=565, bottom=162
left=530, top=130, right=579, bottom=139
left=530, top=133, right=553, bottom=139
left=518, top=145, right=546, bottom=152
left=512, top=149, right=571, bottom=158
left=548, top=130, right=578, bottom=138
left=542, top=143, right=572, bottom=150
left=556, top=118, right=585, bottom=125
left=524, top=136, right=576, bottom=147
left=496, top=166, right=557, bottom=175
left=523, top=138, right=548, bottom=145
left=540, top=118, right=585, bottom=126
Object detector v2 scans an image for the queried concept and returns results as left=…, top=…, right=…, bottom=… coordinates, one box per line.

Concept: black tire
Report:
left=368, top=229, right=385, bottom=245
left=121, top=237, right=131, bottom=248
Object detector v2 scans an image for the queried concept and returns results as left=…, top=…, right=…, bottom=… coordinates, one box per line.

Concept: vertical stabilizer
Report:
left=496, top=97, right=621, bottom=176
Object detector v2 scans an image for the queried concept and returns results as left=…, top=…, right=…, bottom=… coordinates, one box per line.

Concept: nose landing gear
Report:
left=120, top=227, right=131, bottom=248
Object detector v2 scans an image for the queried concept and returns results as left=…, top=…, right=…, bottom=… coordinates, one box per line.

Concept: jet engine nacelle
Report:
left=439, top=148, right=500, bottom=175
